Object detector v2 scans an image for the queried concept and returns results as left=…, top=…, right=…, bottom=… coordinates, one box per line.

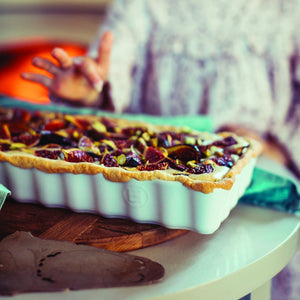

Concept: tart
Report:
left=0, top=107, right=262, bottom=194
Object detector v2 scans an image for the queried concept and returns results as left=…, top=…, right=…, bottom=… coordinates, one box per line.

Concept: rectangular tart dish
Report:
left=0, top=106, right=262, bottom=234
left=0, top=158, right=256, bottom=234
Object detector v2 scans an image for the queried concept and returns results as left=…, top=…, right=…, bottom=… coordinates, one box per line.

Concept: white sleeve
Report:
left=288, top=0, right=300, bottom=82
left=88, top=0, right=152, bottom=113
left=268, top=0, right=300, bottom=178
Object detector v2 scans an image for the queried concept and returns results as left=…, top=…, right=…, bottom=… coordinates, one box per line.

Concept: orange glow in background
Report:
left=0, top=38, right=86, bottom=104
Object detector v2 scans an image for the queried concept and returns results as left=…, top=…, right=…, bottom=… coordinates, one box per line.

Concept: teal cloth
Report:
left=1, top=96, right=300, bottom=215
left=0, top=184, right=10, bottom=210
left=239, top=168, right=300, bottom=215
left=0, top=97, right=213, bottom=132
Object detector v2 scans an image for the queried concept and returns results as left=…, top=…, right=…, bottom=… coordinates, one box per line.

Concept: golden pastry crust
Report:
left=0, top=108, right=262, bottom=193
left=0, top=142, right=262, bottom=195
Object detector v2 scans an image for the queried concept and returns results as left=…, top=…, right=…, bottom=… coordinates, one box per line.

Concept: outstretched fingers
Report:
left=32, top=57, right=59, bottom=74
left=75, top=58, right=104, bottom=92
left=51, top=47, right=73, bottom=69
left=96, top=31, right=113, bottom=79
left=21, top=72, right=52, bottom=89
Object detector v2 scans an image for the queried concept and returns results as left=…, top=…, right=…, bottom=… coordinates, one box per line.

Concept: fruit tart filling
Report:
left=0, top=108, right=250, bottom=180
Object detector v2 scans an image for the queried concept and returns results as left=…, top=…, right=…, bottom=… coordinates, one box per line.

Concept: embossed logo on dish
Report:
left=122, top=186, right=148, bottom=207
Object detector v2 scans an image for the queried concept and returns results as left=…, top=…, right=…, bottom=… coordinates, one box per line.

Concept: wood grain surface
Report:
left=0, top=198, right=188, bottom=252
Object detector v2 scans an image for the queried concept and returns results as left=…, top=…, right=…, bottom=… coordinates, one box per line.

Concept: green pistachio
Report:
left=138, top=137, right=147, bottom=147
left=186, top=160, right=198, bottom=168
left=184, top=136, right=196, bottom=145
left=203, top=149, right=211, bottom=157
left=210, top=146, right=224, bottom=156
left=10, top=143, right=26, bottom=150
left=142, top=132, right=151, bottom=141
left=102, top=140, right=117, bottom=150
left=92, top=121, right=107, bottom=133
left=116, top=154, right=126, bottom=165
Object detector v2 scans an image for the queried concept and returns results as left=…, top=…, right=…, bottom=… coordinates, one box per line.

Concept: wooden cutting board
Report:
left=0, top=198, right=187, bottom=252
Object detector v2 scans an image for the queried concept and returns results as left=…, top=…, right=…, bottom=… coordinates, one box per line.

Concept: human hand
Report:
left=21, top=31, right=113, bottom=107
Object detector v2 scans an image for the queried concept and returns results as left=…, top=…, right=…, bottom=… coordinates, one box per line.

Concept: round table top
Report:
left=1, top=156, right=299, bottom=300
left=4, top=204, right=299, bottom=300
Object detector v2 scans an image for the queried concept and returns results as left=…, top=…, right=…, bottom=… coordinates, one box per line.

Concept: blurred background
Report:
left=0, top=0, right=112, bottom=103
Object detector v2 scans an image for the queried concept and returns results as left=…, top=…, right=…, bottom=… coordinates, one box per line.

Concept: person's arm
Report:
left=271, top=0, right=300, bottom=179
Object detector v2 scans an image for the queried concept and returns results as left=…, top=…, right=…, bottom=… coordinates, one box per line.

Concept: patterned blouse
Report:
left=89, top=0, right=300, bottom=176
left=90, top=2, right=300, bottom=298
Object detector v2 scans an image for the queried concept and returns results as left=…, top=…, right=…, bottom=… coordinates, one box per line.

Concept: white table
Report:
left=3, top=157, right=300, bottom=300
left=4, top=204, right=299, bottom=300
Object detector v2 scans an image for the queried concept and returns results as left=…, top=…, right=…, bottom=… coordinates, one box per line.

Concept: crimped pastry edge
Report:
left=0, top=129, right=262, bottom=194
